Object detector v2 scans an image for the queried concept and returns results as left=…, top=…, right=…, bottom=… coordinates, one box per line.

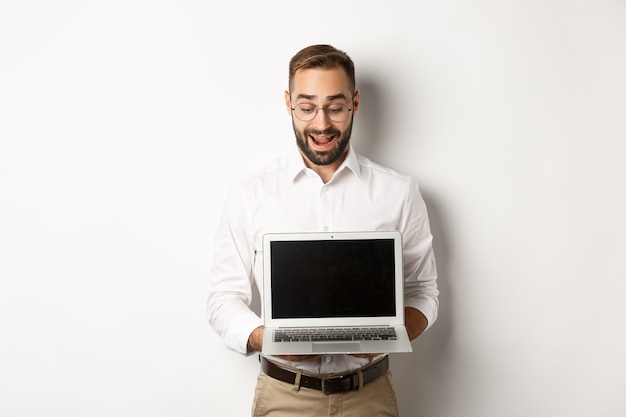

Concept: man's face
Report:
left=285, top=67, right=359, bottom=168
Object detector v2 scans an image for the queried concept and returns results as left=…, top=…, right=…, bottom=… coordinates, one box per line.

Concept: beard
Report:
left=293, top=117, right=354, bottom=166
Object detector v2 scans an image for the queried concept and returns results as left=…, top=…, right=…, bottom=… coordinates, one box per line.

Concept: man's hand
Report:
left=405, top=307, right=428, bottom=340
left=247, top=326, right=264, bottom=353
left=349, top=309, right=426, bottom=358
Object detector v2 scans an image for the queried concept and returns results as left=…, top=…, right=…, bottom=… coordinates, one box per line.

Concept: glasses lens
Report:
left=294, top=103, right=317, bottom=122
left=326, top=104, right=349, bottom=122
left=293, top=104, right=350, bottom=122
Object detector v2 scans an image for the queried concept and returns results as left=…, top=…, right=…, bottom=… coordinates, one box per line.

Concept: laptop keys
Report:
left=273, top=327, right=398, bottom=342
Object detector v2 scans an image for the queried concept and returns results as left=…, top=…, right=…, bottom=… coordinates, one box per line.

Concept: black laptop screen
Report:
left=269, top=239, right=397, bottom=319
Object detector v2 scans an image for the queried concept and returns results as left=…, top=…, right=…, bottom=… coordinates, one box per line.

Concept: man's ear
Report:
left=284, top=91, right=292, bottom=115
left=352, top=90, right=360, bottom=115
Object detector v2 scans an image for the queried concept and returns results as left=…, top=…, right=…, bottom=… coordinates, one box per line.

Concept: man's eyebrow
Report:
left=295, top=93, right=349, bottom=102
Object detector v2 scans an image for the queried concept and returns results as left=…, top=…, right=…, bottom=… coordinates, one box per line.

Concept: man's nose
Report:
left=311, top=108, right=332, bottom=128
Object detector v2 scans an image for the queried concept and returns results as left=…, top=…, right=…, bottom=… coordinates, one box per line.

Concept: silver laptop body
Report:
left=261, top=231, right=412, bottom=355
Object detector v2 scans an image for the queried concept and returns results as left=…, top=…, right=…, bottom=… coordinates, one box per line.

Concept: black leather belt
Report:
left=260, top=356, right=389, bottom=395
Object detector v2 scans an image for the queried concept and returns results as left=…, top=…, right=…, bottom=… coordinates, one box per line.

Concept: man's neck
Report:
left=301, top=149, right=348, bottom=184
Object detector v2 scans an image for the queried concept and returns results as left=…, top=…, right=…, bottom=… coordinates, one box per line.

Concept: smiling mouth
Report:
left=310, top=134, right=336, bottom=149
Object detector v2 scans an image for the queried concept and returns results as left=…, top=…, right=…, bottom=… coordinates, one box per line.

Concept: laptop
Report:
left=261, top=230, right=412, bottom=355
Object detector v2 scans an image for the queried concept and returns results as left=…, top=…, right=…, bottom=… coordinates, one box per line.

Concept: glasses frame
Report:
left=290, top=102, right=353, bottom=123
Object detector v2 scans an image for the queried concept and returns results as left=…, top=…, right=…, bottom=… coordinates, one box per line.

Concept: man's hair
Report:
left=288, top=44, right=356, bottom=93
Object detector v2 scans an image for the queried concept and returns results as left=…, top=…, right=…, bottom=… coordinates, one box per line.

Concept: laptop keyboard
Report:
left=273, top=327, right=398, bottom=342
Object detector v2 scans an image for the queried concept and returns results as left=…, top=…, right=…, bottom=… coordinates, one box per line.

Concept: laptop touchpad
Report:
left=312, top=342, right=361, bottom=353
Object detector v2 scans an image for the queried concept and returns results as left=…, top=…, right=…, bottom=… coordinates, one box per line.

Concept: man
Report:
left=206, top=44, right=438, bottom=417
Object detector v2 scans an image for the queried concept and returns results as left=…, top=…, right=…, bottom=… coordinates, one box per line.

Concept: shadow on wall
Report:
left=351, top=74, right=388, bottom=162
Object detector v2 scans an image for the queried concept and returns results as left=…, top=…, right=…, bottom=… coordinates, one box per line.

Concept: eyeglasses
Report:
left=291, top=103, right=353, bottom=122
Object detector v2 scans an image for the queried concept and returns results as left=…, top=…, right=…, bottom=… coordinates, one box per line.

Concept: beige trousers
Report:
left=251, top=370, right=399, bottom=417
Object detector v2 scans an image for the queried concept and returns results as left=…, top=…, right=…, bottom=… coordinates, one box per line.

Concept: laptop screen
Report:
left=269, top=238, right=396, bottom=319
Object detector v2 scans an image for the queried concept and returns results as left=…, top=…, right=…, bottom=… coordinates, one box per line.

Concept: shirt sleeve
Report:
left=206, top=182, right=263, bottom=355
left=400, top=177, right=439, bottom=330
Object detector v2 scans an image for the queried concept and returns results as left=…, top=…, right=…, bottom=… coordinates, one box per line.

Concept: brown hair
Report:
left=288, top=44, right=356, bottom=93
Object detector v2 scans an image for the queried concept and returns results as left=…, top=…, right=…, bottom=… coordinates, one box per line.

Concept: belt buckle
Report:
left=320, top=377, right=337, bottom=395
left=320, top=375, right=355, bottom=395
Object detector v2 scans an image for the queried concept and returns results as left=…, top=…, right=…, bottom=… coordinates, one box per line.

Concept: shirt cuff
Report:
left=405, top=297, right=439, bottom=332
left=226, top=311, right=264, bottom=355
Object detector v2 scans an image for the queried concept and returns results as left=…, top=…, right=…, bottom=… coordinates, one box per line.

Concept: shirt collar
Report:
left=287, top=144, right=362, bottom=181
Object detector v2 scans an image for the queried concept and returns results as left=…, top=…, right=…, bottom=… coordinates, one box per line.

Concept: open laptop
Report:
left=261, top=231, right=412, bottom=355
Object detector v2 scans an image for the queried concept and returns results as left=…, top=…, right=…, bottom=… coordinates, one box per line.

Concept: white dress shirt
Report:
left=206, top=145, right=438, bottom=374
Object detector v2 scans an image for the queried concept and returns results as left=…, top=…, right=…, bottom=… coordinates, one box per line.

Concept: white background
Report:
left=1, top=1, right=625, bottom=416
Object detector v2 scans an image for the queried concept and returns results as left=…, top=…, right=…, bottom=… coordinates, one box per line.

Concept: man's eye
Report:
left=327, top=106, right=344, bottom=114
left=299, top=106, right=315, bottom=114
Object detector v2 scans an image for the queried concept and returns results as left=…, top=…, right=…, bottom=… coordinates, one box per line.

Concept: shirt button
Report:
left=323, top=226, right=329, bottom=231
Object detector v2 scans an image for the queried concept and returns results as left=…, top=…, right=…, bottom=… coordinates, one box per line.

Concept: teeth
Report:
left=313, top=136, right=332, bottom=144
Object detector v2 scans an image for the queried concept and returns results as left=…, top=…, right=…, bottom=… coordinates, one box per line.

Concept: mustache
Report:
left=304, top=128, right=341, bottom=137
